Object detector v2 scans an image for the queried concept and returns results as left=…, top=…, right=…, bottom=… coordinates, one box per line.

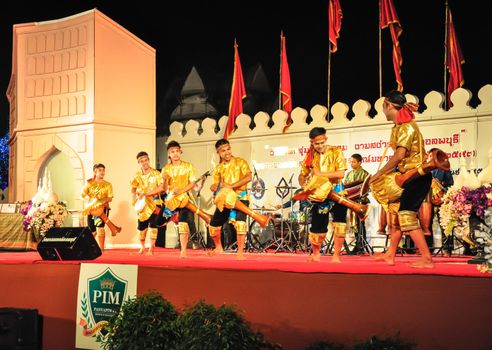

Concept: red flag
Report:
left=280, top=33, right=293, bottom=133
left=446, top=8, right=465, bottom=106
left=224, top=41, right=246, bottom=140
left=328, top=0, right=343, bottom=53
left=380, top=0, right=403, bottom=91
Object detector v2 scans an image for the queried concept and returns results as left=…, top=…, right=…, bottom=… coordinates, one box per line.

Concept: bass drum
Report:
left=248, top=220, right=292, bottom=250
left=249, top=220, right=274, bottom=250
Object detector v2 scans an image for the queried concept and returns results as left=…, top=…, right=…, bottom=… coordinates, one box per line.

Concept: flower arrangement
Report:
left=21, top=200, right=69, bottom=237
left=440, top=184, right=492, bottom=236
left=20, top=200, right=34, bottom=231
left=439, top=184, right=492, bottom=272
left=473, top=207, right=492, bottom=272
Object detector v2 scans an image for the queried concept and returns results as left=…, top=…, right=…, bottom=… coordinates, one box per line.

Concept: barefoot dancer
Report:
left=208, top=139, right=253, bottom=260
left=81, top=163, right=115, bottom=251
left=159, top=141, right=205, bottom=258
left=130, top=151, right=163, bottom=255
left=298, top=127, right=348, bottom=263
left=370, top=90, right=434, bottom=268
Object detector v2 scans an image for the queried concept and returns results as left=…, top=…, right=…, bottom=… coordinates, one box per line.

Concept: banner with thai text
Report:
left=249, top=121, right=489, bottom=213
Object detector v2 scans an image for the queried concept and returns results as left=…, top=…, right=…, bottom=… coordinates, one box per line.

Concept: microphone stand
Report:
left=190, top=174, right=209, bottom=249
left=288, top=174, right=294, bottom=212
left=274, top=177, right=294, bottom=254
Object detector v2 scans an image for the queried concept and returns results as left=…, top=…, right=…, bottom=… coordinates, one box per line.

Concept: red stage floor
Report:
left=1, top=247, right=490, bottom=278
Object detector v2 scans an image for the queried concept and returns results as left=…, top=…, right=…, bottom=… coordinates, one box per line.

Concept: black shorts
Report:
left=310, top=202, right=347, bottom=233
left=137, top=210, right=161, bottom=231
left=399, top=173, right=432, bottom=212
left=177, top=207, right=197, bottom=233
left=210, top=200, right=249, bottom=227
left=87, top=207, right=109, bottom=232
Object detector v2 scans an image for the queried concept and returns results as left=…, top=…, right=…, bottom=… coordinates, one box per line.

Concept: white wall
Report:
left=163, top=86, right=492, bottom=242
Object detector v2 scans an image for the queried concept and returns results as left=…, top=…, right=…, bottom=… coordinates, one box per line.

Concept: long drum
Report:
left=88, top=206, right=122, bottom=236
left=344, top=180, right=364, bottom=200
left=293, top=176, right=370, bottom=221
left=368, top=148, right=450, bottom=206
left=214, top=187, right=270, bottom=228
left=367, top=172, right=403, bottom=206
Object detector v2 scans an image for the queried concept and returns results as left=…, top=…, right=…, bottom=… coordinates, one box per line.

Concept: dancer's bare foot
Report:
left=372, top=252, right=395, bottom=265
left=372, top=252, right=389, bottom=261
left=383, top=256, right=395, bottom=266
left=145, top=248, right=154, bottom=256
left=137, top=248, right=145, bottom=255
left=331, top=256, right=341, bottom=264
left=179, top=251, right=187, bottom=258
left=408, top=260, right=435, bottom=269
left=371, top=252, right=391, bottom=261
left=236, top=253, right=246, bottom=260
left=307, top=255, right=320, bottom=262
left=206, top=248, right=224, bottom=256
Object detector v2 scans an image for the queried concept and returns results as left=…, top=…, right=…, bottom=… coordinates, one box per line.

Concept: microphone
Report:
left=197, top=171, right=211, bottom=187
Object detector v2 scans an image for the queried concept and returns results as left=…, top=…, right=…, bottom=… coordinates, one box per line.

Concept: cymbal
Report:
left=253, top=207, right=277, bottom=212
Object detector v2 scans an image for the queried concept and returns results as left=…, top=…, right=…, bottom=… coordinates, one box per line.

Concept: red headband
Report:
left=385, top=98, right=419, bottom=124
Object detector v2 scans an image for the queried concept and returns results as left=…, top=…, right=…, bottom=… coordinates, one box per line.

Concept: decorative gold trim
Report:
left=177, top=222, right=190, bottom=235
left=233, top=221, right=248, bottom=234
left=96, top=227, right=105, bottom=237
left=398, top=210, right=420, bottom=231
left=149, top=227, right=158, bottom=240
left=138, top=229, right=147, bottom=241
left=209, top=225, right=222, bottom=237
left=332, top=222, right=347, bottom=237
left=309, top=232, right=326, bottom=246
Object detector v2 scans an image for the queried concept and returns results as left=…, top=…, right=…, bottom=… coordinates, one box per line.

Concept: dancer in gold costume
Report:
left=148, top=140, right=211, bottom=258
left=81, top=163, right=115, bottom=251
left=130, top=151, right=163, bottom=255
left=208, top=139, right=254, bottom=260
left=299, top=127, right=348, bottom=263
left=370, top=90, right=434, bottom=268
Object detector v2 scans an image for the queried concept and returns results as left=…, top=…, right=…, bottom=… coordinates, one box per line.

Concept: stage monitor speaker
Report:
left=36, top=227, right=102, bottom=261
left=0, top=308, right=42, bottom=350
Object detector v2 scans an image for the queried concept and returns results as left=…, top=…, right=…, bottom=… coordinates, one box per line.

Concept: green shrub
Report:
left=176, top=299, right=271, bottom=350
left=352, top=334, right=415, bottom=350
left=100, top=290, right=179, bottom=350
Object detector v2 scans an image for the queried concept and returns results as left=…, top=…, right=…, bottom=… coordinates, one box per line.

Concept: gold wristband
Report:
left=417, top=167, right=426, bottom=176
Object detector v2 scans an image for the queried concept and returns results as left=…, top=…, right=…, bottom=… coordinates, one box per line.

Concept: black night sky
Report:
left=1, top=0, right=491, bottom=137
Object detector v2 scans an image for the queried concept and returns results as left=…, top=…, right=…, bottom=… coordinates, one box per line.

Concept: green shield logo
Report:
left=87, top=268, right=128, bottom=335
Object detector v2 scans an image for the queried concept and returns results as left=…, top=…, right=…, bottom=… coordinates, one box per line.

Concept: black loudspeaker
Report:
left=0, top=308, right=42, bottom=350
left=37, top=227, right=102, bottom=260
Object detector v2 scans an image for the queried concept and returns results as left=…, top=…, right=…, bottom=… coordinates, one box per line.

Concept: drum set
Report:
left=246, top=179, right=371, bottom=254
left=247, top=185, right=312, bottom=253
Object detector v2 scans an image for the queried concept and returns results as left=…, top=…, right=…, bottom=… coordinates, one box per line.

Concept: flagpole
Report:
left=378, top=0, right=382, bottom=98
left=279, top=31, right=283, bottom=111
left=444, top=0, right=449, bottom=110
left=328, top=46, right=332, bottom=115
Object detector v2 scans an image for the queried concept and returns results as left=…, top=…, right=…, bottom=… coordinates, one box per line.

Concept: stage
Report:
left=1, top=248, right=491, bottom=350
